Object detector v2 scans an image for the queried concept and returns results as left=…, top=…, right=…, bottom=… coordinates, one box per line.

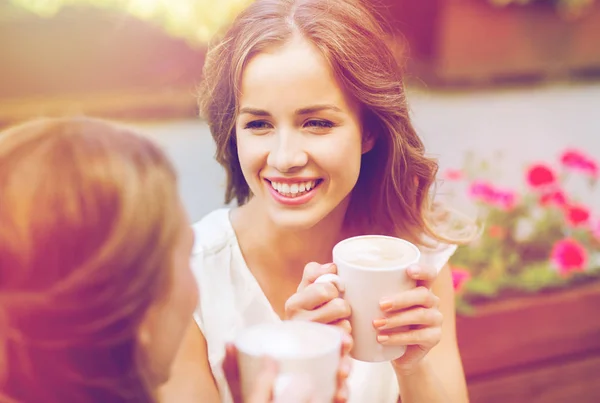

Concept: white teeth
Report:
left=270, top=180, right=319, bottom=197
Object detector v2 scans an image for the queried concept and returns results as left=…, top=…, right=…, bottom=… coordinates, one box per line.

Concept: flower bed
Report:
left=446, top=148, right=600, bottom=313
left=445, top=149, right=600, bottom=401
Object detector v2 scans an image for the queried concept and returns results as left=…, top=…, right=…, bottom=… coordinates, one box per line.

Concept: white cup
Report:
left=235, top=321, right=341, bottom=403
left=316, top=235, right=420, bottom=362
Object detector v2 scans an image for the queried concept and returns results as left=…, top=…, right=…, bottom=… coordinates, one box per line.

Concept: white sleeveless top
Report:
left=191, top=208, right=457, bottom=403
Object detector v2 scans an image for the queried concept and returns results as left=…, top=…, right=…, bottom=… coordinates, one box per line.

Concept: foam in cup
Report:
left=334, top=236, right=419, bottom=269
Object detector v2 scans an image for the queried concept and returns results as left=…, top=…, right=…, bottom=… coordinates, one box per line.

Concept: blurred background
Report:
left=1, top=0, right=599, bottom=401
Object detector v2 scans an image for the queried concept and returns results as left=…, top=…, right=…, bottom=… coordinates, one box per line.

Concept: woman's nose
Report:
left=266, top=130, right=308, bottom=173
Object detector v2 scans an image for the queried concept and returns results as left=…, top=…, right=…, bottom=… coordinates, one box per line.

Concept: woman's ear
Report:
left=138, top=323, right=152, bottom=349
left=361, top=132, right=376, bottom=154
left=137, top=309, right=155, bottom=350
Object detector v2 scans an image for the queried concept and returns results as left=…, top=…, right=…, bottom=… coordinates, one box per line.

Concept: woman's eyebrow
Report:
left=239, top=107, right=271, bottom=116
left=238, top=104, right=343, bottom=117
left=240, top=106, right=271, bottom=116
left=295, top=105, right=343, bottom=115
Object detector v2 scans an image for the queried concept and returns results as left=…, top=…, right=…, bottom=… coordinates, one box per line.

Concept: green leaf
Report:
left=463, top=277, right=499, bottom=297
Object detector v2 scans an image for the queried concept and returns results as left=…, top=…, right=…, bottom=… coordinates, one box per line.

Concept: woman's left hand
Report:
left=372, top=264, right=443, bottom=375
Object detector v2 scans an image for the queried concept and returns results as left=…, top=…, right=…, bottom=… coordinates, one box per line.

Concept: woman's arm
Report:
left=158, top=320, right=220, bottom=403
left=396, top=264, right=469, bottom=402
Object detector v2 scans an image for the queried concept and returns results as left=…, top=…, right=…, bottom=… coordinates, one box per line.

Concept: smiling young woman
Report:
left=160, top=1, right=476, bottom=402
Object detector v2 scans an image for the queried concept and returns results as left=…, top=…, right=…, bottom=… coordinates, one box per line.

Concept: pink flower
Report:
left=443, top=169, right=463, bottom=181
left=550, top=238, right=588, bottom=275
left=450, top=267, right=471, bottom=292
left=468, top=181, right=496, bottom=203
left=539, top=189, right=567, bottom=207
left=493, top=190, right=518, bottom=211
left=468, top=181, right=518, bottom=210
left=560, top=149, right=599, bottom=178
left=526, top=164, right=556, bottom=189
left=564, top=204, right=591, bottom=228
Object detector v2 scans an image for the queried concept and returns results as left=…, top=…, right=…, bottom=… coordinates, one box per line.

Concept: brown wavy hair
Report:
left=199, top=0, right=473, bottom=246
left=0, top=117, right=180, bottom=403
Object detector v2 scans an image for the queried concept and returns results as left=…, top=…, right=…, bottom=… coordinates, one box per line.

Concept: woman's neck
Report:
left=231, top=198, right=353, bottom=279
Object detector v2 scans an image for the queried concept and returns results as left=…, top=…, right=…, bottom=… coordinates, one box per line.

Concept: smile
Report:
left=265, top=178, right=323, bottom=205
left=269, top=179, right=322, bottom=197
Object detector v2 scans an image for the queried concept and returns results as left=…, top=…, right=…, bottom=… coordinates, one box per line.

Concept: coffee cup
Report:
left=316, top=235, right=420, bottom=362
left=235, top=321, right=341, bottom=402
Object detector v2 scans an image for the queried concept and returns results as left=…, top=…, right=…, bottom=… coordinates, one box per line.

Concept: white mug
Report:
left=235, top=321, right=341, bottom=403
left=316, top=235, right=420, bottom=362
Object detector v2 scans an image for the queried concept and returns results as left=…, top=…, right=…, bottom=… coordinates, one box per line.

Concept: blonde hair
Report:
left=0, top=117, right=180, bottom=402
left=199, top=0, right=475, bottom=246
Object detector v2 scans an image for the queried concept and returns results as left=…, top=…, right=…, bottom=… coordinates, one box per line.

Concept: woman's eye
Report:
left=304, top=120, right=335, bottom=130
left=244, top=120, right=272, bottom=131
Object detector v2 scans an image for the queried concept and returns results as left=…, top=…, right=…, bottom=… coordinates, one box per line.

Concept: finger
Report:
left=286, top=282, right=341, bottom=314
left=406, top=264, right=438, bottom=289
left=340, top=331, right=353, bottom=356
left=331, top=319, right=352, bottom=335
left=376, top=327, right=442, bottom=349
left=295, top=297, right=351, bottom=324
left=379, top=286, right=439, bottom=313
left=314, top=273, right=345, bottom=294
left=248, top=357, right=278, bottom=403
left=337, top=354, right=353, bottom=382
left=373, top=307, right=443, bottom=331
left=298, top=262, right=337, bottom=291
left=333, top=382, right=349, bottom=403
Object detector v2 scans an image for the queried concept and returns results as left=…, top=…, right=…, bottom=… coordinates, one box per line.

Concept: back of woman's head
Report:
left=200, top=0, right=474, bottom=245
left=0, top=117, right=180, bottom=402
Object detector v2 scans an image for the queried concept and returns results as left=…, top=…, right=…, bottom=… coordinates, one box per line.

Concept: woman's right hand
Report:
left=284, top=262, right=352, bottom=334
left=284, top=262, right=353, bottom=403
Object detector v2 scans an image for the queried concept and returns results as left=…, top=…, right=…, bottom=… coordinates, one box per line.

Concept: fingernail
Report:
left=408, top=265, right=420, bottom=275
left=322, top=263, right=335, bottom=270
left=379, top=298, right=393, bottom=311
left=342, top=360, right=352, bottom=376
left=377, top=335, right=389, bottom=344
left=342, top=332, right=352, bottom=344
left=373, top=318, right=387, bottom=328
left=336, top=389, right=347, bottom=402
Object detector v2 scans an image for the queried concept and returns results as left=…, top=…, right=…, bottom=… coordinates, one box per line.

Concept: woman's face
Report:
left=139, top=202, right=198, bottom=386
left=235, top=36, right=374, bottom=230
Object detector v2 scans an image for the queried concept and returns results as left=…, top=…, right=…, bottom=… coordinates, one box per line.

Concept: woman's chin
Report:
left=266, top=206, right=328, bottom=232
